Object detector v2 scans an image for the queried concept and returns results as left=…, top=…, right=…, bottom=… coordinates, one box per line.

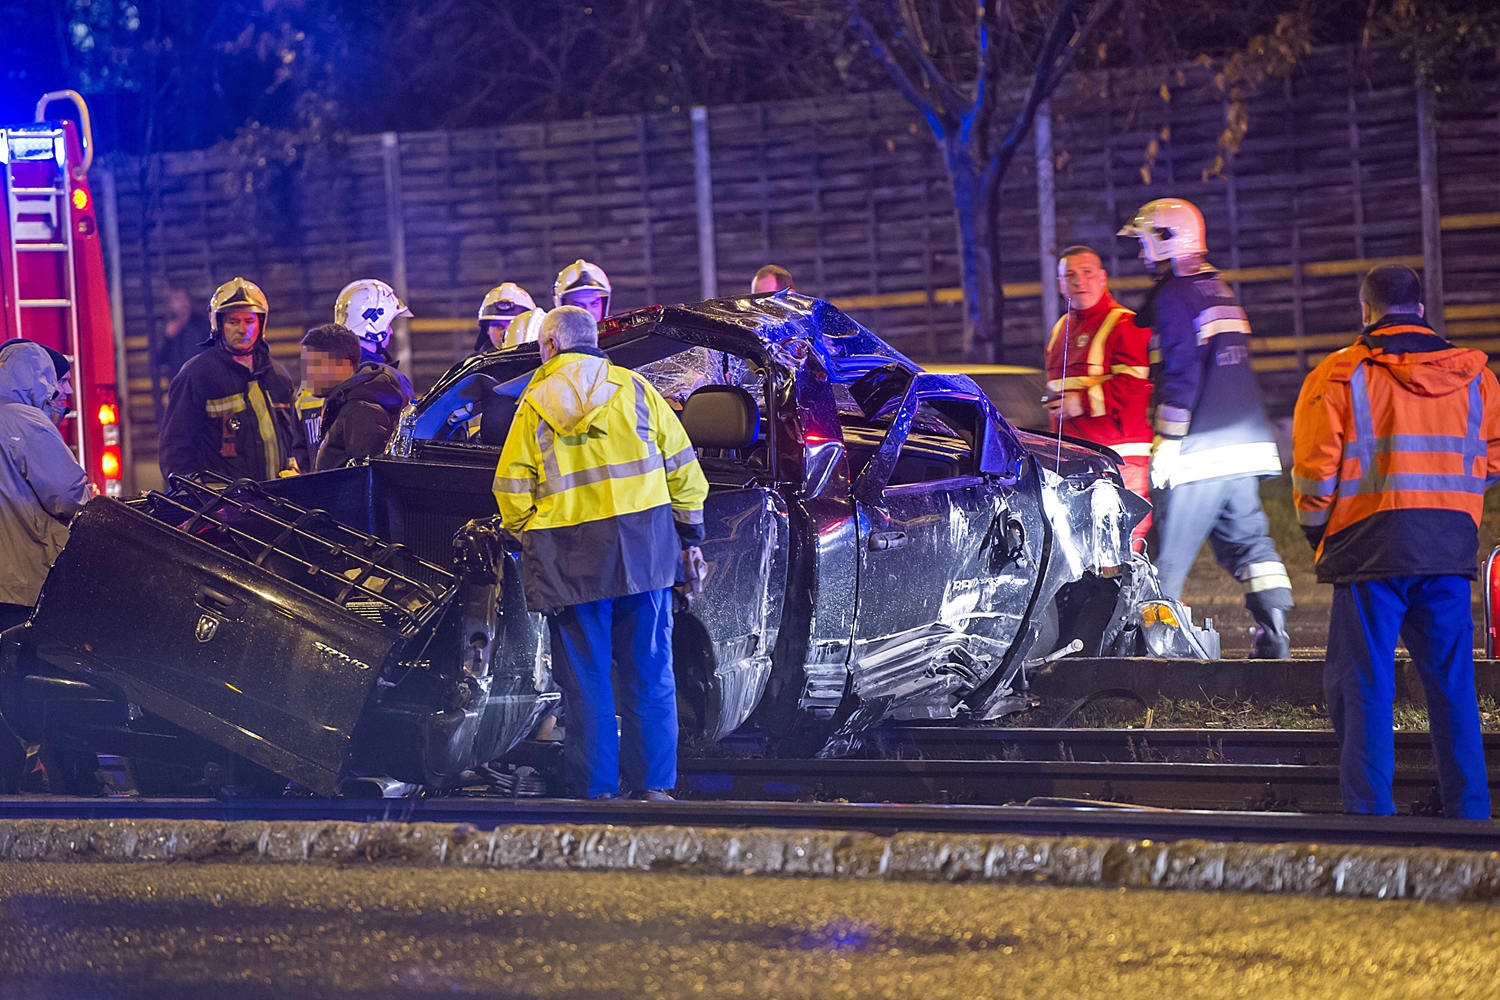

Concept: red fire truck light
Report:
left=97, top=402, right=118, bottom=425
left=100, top=449, right=121, bottom=480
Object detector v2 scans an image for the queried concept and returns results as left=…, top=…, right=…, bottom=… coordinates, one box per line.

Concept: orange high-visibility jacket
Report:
left=1292, top=321, right=1500, bottom=582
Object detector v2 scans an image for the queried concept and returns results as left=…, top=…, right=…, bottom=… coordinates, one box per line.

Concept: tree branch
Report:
left=987, top=0, right=1120, bottom=187
left=845, top=2, right=951, bottom=138
left=879, top=0, right=967, bottom=116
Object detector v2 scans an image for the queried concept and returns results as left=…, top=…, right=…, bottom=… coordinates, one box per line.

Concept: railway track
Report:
left=832, top=727, right=1500, bottom=767
left=0, top=795, right=1497, bottom=852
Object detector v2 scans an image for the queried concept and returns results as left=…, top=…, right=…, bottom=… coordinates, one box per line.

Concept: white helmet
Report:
left=553, top=259, right=611, bottom=311
left=477, top=282, right=536, bottom=322
left=500, top=308, right=545, bottom=349
left=1117, top=199, right=1207, bottom=263
left=334, top=279, right=412, bottom=349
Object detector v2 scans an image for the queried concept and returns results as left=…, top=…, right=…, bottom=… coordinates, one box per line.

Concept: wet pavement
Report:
left=0, top=862, right=1495, bottom=998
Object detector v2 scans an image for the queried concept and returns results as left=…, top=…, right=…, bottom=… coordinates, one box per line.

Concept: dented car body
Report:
left=1, top=293, right=1206, bottom=795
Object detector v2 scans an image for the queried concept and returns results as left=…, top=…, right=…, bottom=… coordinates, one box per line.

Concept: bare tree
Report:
left=840, top=0, right=1120, bottom=362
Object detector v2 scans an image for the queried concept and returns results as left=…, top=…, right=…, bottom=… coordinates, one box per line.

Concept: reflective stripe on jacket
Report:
left=493, top=349, right=709, bottom=611
left=158, top=342, right=302, bottom=483
left=1291, top=319, right=1500, bottom=582
left=1044, top=293, right=1153, bottom=456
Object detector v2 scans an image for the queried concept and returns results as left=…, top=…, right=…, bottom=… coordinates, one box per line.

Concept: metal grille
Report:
left=137, top=475, right=456, bottom=637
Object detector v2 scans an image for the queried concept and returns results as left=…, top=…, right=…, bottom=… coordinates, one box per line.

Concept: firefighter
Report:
left=1293, top=265, right=1497, bottom=819
left=333, top=279, right=415, bottom=398
left=553, top=259, right=611, bottom=321
left=159, top=277, right=303, bottom=483
left=474, top=283, right=539, bottom=353
left=0, top=341, right=90, bottom=632
left=1044, top=245, right=1154, bottom=550
left=751, top=265, right=795, bottom=294
left=1118, top=198, right=1293, bottom=657
left=493, top=306, right=708, bottom=800
left=299, top=324, right=411, bottom=471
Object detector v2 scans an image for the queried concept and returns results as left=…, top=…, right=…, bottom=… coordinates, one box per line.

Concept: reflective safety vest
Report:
left=493, top=350, right=708, bottom=611
left=1043, top=295, right=1154, bottom=458
left=1292, top=325, right=1500, bottom=575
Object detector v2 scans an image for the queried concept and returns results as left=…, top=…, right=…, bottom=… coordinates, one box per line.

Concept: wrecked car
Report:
left=0, top=293, right=1213, bottom=796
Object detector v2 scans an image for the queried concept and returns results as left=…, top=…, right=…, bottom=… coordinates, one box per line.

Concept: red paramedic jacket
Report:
left=1044, top=293, right=1154, bottom=458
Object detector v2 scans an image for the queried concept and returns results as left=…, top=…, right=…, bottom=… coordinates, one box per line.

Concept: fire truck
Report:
left=0, top=91, right=122, bottom=497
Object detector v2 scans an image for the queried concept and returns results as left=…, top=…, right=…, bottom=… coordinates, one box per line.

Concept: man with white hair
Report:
left=493, top=306, right=708, bottom=800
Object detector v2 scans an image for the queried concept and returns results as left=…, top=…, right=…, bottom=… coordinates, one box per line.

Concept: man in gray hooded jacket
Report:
left=0, top=341, right=91, bottom=632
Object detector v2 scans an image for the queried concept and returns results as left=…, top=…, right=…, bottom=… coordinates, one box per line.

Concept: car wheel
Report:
left=38, top=744, right=103, bottom=796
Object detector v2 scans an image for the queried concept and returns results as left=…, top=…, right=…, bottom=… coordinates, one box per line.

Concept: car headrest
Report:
left=479, top=392, right=520, bottom=447
left=680, top=385, right=760, bottom=450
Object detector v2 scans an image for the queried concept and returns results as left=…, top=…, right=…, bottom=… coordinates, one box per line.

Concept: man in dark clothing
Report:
left=157, top=287, right=210, bottom=382
left=1293, top=265, right=1498, bottom=819
left=158, top=277, right=303, bottom=483
left=299, top=324, right=411, bottom=471
left=1120, top=197, right=1294, bottom=657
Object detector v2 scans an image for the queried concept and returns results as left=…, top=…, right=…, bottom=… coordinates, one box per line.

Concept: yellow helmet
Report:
left=1117, top=199, right=1207, bottom=263
left=500, top=307, right=546, bottom=349
left=552, top=258, right=611, bottom=311
left=208, top=277, right=269, bottom=332
left=477, top=282, right=537, bottom=322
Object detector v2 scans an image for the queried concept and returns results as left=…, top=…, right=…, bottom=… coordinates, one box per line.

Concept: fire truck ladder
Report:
left=2, top=112, right=84, bottom=470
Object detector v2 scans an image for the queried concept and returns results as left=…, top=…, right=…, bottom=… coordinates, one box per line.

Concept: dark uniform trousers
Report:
left=1151, top=476, right=1293, bottom=613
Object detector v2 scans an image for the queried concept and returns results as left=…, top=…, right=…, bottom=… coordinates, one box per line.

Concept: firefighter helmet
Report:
left=208, top=277, right=269, bottom=332
left=1117, top=199, right=1207, bottom=263
left=500, top=308, right=545, bottom=349
left=477, top=282, right=537, bottom=322
left=553, top=259, right=612, bottom=312
left=334, top=279, right=412, bottom=349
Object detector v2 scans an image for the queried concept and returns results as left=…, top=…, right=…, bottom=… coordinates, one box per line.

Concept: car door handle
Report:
left=869, top=530, right=907, bottom=550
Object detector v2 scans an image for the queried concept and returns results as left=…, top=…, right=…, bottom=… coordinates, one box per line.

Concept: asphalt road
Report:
left=0, top=863, right=1495, bottom=999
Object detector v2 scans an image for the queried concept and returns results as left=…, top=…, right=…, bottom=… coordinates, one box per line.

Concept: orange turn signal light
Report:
left=100, top=448, right=121, bottom=479
left=1140, top=602, right=1181, bottom=628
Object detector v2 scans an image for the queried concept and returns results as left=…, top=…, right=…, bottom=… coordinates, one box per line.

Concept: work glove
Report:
left=1149, top=436, right=1181, bottom=491
left=682, top=545, right=707, bottom=595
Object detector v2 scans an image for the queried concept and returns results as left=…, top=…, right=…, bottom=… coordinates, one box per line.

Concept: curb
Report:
left=0, top=819, right=1498, bottom=904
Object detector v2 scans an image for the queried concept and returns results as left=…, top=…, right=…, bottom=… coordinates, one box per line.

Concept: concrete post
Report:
left=380, top=132, right=413, bottom=370
left=1416, top=84, right=1445, bottom=336
left=690, top=106, right=718, bottom=300
left=1035, top=101, right=1059, bottom=332
left=94, top=166, right=134, bottom=495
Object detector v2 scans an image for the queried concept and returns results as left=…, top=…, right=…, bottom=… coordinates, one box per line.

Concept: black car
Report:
left=0, top=293, right=1213, bottom=796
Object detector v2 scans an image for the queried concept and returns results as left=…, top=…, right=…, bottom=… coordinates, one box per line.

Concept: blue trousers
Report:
left=548, top=587, right=677, bottom=798
left=1152, top=476, right=1292, bottom=613
left=1325, top=575, right=1490, bottom=819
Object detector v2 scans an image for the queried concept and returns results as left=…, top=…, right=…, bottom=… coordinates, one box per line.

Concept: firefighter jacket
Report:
left=493, top=348, right=709, bottom=612
left=1044, top=293, right=1153, bottom=457
left=0, top=342, right=90, bottom=607
left=315, top=363, right=412, bottom=471
left=1141, top=265, right=1280, bottom=484
left=159, top=341, right=304, bottom=483
left=1291, top=315, right=1500, bottom=584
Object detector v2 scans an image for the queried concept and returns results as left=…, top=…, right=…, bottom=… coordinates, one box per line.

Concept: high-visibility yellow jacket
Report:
left=1291, top=318, right=1500, bottom=583
left=493, top=349, right=708, bottom=610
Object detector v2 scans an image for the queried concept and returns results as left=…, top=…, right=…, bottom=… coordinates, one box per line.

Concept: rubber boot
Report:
left=1250, top=606, right=1291, bottom=659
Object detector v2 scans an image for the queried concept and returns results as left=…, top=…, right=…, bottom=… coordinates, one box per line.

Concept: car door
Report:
left=847, top=372, right=1043, bottom=723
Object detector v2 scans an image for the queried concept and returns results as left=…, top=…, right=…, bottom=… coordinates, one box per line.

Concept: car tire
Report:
left=38, top=744, right=102, bottom=796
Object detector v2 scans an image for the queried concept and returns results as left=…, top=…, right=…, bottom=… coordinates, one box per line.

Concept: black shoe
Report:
left=630, top=789, right=675, bottom=802
left=1250, top=607, right=1291, bottom=659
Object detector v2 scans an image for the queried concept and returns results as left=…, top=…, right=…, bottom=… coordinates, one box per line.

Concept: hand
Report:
left=1058, top=392, right=1085, bottom=420
left=1150, top=437, right=1181, bottom=491
left=682, top=545, right=707, bottom=595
